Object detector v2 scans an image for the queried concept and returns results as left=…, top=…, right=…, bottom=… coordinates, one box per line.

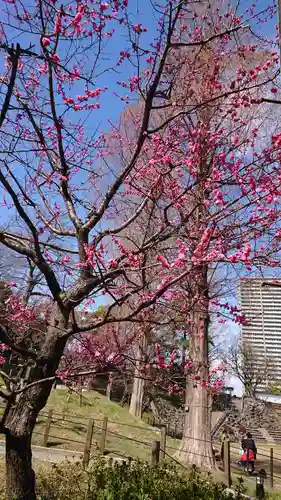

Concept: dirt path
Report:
left=0, top=440, right=82, bottom=463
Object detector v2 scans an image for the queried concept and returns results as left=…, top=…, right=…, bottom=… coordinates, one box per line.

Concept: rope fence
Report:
left=2, top=402, right=281, bottom=491
left=36, top=408, right=281, bottom=491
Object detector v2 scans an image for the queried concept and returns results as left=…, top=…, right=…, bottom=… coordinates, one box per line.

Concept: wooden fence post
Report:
left=270, top=447, right=274, bottom=489
left=160, top=426, right=166, bottom=461
left=43, top=409, right=53, bottom=447
left=152, top=440, right=160, bottom=465
left=224, top=440, right=231, bottom=488
left=83, top=419, right=94, bottom=467
left=100, top=416, right=108, bottom=455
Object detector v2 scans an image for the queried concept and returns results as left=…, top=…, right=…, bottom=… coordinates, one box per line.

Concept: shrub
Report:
left=34, top=459, right=236, bottom=500
left=0, top=458, right=245, bottom=500
left=36, top=461, right=87, bottom=500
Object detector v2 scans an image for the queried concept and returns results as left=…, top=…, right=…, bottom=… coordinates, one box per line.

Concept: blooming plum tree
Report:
left=0, top=0, right=280, bottom=496
left=64, top=321, right=135, bottom=396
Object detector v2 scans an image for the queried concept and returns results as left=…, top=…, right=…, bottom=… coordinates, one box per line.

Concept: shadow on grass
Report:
left=46, top=441, right=63, bottom=448
left=71, top=424, right=86, bottom=433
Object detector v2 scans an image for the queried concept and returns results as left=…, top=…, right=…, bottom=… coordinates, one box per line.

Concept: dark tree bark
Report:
left=5, top=432, right=35, bottom=500
left=1, top=304, right=69, bottom=500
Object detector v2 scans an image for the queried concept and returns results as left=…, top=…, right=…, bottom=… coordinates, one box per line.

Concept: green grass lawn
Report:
left=226, top=441, right=281, bottom=497
left=2, top=390, right=281, bottom=497
left=229, top=442, right=281, bottom=485
left=0, top=389, right=166, bottom=461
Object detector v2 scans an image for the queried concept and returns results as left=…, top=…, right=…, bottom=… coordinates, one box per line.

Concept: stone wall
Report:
left=148, top=395, right=281, bottom=441
left=145, top=396, right=185, bottom=436
left=213, top=397, right=281, bottom=441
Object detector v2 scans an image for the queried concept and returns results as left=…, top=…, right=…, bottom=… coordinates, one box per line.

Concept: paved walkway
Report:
left=0, top=440, right=82, bottom=463
left=0, top=440, right=128, bottom=465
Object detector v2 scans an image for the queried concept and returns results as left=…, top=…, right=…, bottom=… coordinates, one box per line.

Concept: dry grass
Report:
left=0, top=389, right=170, bottom=461
left=229, top=442, right=281, bottom=486
left=225, top=441, right=281, bottom=497
left=40, top=389, right=167, bottom=461
left=1, top=391, right=281, bottom=497
left=0, top=459, right=250, bottom=500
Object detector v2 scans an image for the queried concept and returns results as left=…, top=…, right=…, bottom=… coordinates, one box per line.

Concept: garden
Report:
left=0, top=459, right=246, bottom=500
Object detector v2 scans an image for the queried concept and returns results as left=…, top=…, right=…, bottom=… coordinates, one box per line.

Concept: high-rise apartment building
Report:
left=239, top=278, right=281, bottom=394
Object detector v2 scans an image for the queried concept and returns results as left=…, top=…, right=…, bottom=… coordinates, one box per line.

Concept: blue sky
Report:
left=0, top=0, right=280, bottom=394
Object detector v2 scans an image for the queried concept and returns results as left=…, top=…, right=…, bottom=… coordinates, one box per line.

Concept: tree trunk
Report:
left=176, top=370, right=214, bottom=468
left=175, top=266, right=214, bottom=469
left=120, top=376, right=128, bottom=406
left=5, top=432, right=35, bottom=500
left=129, top=370, right=145, bottom=418
left=2, top=303, right=70, bottom=499
left=129, top=333, right=148, bottom=418
left=106, top=372, right=113, bottom=400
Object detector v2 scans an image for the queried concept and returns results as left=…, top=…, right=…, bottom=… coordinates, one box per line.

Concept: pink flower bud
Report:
left=42, top=38, right=50, bottom=48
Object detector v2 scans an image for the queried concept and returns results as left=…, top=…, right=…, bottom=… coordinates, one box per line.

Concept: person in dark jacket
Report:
left=240, top=432, right=257, bottom=472
left=241, top=432, right=257, bottom=458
